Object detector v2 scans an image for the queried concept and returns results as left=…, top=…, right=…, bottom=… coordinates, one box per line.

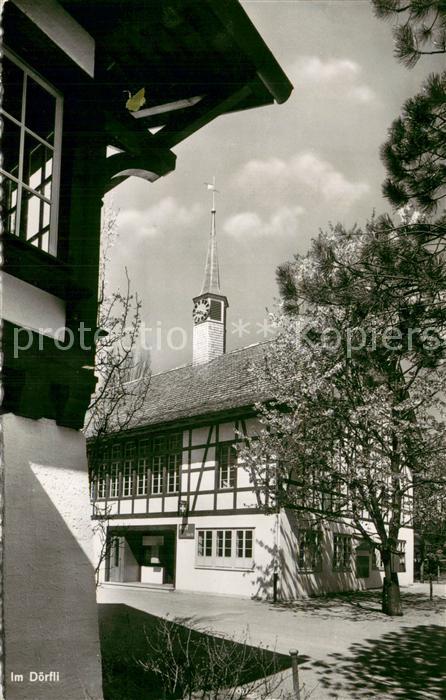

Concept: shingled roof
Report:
left=129, top=341, right=271, bottom=430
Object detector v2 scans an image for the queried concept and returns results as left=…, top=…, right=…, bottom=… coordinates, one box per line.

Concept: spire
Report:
left=200, top=177, right=221, bottom=295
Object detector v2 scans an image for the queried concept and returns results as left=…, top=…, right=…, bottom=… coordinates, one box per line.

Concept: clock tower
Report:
left=192, top=184, right=228, bottom=365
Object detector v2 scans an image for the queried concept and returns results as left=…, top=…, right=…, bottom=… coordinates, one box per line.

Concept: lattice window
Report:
left=1, top=50, right=63, bottom=255
left=137, top=459, right=148, bottom=496
left=97, top=464, right=107, bottom=500
left=196, top=528, right=254, bottom=569
left=333, top=533, right=352, bottom=571
left=109, top=463, right=119, bottom=498
left=197, top=530, right=213, bottom=557
left=122, top=460, right=133, bottom=497
left=218, top=443, right=237, bottom=489
left=167, top=453, right=181, bottom=494
left=297, top=529, right=322, bottom=572
left=151, top=455, right=163, bottom=494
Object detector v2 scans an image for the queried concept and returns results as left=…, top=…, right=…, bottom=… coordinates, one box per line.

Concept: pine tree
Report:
left=382, top=71, right=446, bottom=213
left=372, top=0, right=446, bottom=67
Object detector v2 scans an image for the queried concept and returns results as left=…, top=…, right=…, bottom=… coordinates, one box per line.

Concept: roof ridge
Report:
left=151, top=339, right=274, bottom=377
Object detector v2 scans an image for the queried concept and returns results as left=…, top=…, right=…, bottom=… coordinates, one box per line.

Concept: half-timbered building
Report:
left=91, top=205, right=414, bottom=599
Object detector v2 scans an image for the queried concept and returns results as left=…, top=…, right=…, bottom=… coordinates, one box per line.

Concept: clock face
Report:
left=193, top=299, right=210, bottom=324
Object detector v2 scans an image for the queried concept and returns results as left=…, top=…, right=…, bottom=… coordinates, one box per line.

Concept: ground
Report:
left=97, top=583, right=446, bottom=699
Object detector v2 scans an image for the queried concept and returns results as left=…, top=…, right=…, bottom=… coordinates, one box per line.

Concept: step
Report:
left=100, top=581, right=175, bottom=592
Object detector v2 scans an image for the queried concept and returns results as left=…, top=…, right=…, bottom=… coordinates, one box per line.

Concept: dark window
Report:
left=397, top=540, right=406, bottom=572
left=333, top=534, right=352, bottom=571
left=209, top=299, right=222, bottom=321
left=298, top=529, right=322, bottom=572
left=198, top=530, right=213, bottom=557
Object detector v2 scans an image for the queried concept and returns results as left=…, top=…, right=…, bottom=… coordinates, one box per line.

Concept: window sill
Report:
left=298, top=569, right=322, bottom=574
left=195, top=564, right=254, bottom=572
left=3, top=234, right=92, bottom=301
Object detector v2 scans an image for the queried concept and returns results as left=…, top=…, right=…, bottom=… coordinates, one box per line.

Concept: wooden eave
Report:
left=58, top=0, right=293, bottom=188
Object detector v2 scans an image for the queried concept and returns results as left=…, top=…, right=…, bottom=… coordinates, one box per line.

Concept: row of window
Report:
left=297, top=531, right=406, bottom=574
left=195, top=529, right=407, bottom=575
left=91, top=440, right=238, bottom=499
left=95, top=455, right=182, bottom=499
left=196, top=528, right=254, bottom=569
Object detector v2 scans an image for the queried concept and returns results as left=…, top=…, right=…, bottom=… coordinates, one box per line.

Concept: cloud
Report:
left=223, top=206, right=305, bottom=240
left=234, top=152, right=369, bottom=209
left=289, top=56, right=376, bottom=104
left=116, top=196, right=202, bottom=238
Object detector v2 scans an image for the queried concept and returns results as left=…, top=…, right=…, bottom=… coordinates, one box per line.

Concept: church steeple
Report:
left=200, top=202, right=220, bottom=295
left=192, top=179, right=228, bottom=365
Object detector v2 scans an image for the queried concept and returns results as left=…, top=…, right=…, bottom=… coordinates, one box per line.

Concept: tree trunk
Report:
left=382, top=553, right=403, bottom=616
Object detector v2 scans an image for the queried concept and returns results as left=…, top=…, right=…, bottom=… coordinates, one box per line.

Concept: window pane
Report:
left=125, top=442, right=136, bottom=458
left=109, top=464, right=119, bottom=498
left=122, top=461, right=133, bottom=496
left=1, top=175, right=19, bottom=235
left=137, top=459, right=148, bottom=495
left=217, top=531, right=223, bottom=557
left=23, top=132, right=53, bottom=195
left=42, top=202, right=50, bottom=228
left=151, top=456, right=163, bottom=493
left=21, top=190, right=40, bottom=237
left=237, top=530, right=244, bottom=558
left=169, top=433, right=182, bottom=451
left=245, top=531, right=253, bottom=558
left=198, top=531, right=205, bottom=557
left=224, top=531, right=232, bottom=557
left=25, top=76, right=56, bottom=144
left=153, top=436, right=166, bottom=454
left=2, top=56, right=24, bottom=120
left=2, top=115, right=21, bottom=177
left=40, top=231, right=49, bottom=251
left=139, top=440, right=150, bottom=457
left=205, top=531, right=212, bottom=556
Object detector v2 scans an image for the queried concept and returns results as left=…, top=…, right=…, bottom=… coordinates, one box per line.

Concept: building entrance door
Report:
left=106, top=527, right=176, bottom=585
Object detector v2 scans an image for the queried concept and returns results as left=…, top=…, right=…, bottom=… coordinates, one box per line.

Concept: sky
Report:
left=104, top=0, right=443, bottom=374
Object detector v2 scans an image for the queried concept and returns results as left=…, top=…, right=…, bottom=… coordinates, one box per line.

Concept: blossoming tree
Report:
left=240, top=214, right=446, bottom=616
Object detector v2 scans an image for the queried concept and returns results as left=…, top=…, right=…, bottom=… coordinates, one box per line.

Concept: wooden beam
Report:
left=103, top=149, right=176, bottom=193
left=153, top=84, right=253, bottom=150
left=204, top=0, right=293, bottom=104
left=12, top=0, right=95, bottom=77
left=131, top=95, right=204, bottom=120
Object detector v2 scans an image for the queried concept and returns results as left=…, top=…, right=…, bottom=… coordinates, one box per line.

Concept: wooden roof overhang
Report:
left=58, top=0, right=293, bottom=191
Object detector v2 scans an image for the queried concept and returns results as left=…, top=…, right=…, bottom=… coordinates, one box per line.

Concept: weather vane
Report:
left=204, top=176, right=219, bottom=211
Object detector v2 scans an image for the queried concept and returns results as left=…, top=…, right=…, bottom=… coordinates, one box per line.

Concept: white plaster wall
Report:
left=96, top=513, right=277, bottom=598
left=280, top=510, right=414, bottom=599
left=178, top=513, right=277, bottom=597
left=191, top=426, right=212, bottom=446
left=219, top=421, right=236, bottom=441
left=193, top=320, right=224, bottom=364
left=198, top=469, right=216, bottom=491
left=3, top=414, right=103, bottom=700
left=2, top=272, right=66, bottom=338
left=194, top=493, right=214, bottom=510
left=216, top=492, right=233, bottom=510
